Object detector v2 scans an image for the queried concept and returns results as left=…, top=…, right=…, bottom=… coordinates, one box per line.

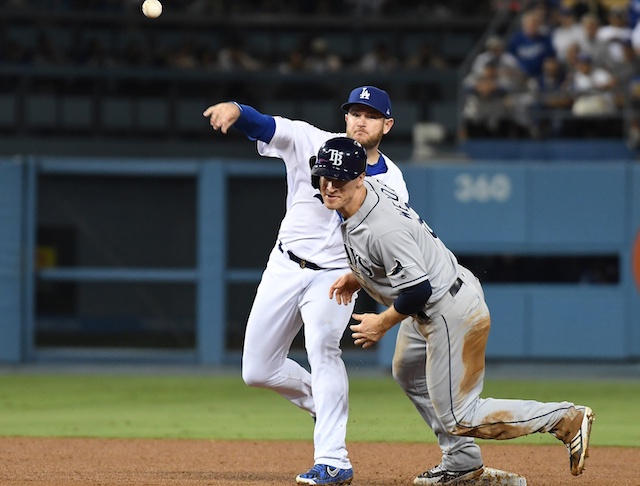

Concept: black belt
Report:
left=278, top=242, right=323, bottom=270
left=449, top=277, right=463, bottom=297
left=416, top=277, right=464, bottom=322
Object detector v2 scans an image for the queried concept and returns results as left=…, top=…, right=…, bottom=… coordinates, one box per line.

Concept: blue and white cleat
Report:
left=295, top=464, right=354, bottom=485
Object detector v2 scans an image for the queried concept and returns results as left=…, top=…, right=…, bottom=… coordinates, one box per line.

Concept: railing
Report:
left=0, top=6, right=492, bottom=152
left=0, top=65, right=460, bottom=141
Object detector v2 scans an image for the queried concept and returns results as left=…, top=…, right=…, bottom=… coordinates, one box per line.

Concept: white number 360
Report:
left=454, top=173, right=511, bottom=203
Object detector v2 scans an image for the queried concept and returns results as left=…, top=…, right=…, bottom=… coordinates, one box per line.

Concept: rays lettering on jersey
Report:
left=344, top=244, right=374, bottom=278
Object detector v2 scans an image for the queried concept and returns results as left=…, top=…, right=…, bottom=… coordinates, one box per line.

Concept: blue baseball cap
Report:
left=341, top=86, right=392, bottom=118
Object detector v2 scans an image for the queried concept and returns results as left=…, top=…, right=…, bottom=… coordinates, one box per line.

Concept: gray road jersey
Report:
left=341, top=179, right=459, bottom=308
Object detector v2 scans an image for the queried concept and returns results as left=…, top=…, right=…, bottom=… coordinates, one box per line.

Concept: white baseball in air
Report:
left=142, top=0, right=162, bottom=18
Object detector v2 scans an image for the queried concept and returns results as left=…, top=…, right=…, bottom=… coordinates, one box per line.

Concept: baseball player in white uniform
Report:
left=203, top=87, right=408, bottom=485
left=311, top=137, right=595, bottom=485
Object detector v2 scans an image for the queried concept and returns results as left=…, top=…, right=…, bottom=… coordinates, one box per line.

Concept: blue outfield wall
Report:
left=0, top=157, right=25, bottom=362
left=394, top=161, right=639, bottom=363
left=0, top=157, right=638, bottom=364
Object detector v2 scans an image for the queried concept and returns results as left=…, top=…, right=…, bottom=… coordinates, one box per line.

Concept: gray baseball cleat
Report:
left=413, top=464, right=484, bottom=485
left=566, top=406, right=595, bottom=476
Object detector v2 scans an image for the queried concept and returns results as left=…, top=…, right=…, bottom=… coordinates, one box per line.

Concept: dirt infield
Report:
left=1, top=438, right=638, bottom=485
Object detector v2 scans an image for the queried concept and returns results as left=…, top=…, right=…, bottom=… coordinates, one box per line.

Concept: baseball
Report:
left=142, top=0, right=162, bottom=18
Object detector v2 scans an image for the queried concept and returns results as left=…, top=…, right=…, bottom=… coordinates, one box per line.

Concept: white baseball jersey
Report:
left=244, top=115, right=409, bottom=471
left=341, top=178, right=458, bottom=308
left=257, top=117, right=409, bottom=269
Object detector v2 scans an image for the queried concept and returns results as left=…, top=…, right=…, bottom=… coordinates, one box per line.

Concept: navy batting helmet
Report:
left=311, top=137, right=367, bottom=186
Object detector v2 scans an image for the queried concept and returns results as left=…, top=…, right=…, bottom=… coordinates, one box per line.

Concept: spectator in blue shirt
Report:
left=508, top=9, right=556, bottom=78
left=629, top=0, right=640, bottom=27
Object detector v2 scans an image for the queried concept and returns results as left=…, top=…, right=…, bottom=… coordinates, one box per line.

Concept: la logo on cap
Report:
left=359, top=88, right=371, bottom=100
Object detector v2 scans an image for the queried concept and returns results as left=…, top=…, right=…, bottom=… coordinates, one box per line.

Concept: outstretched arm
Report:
left=203, top=102, right=276, bottom=143
left=203, top=101, right=241, bottom=134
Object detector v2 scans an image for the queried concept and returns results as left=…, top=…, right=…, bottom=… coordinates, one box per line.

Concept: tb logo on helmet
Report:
left=328, top=149, right=344, bottom=166
left=310, top=136, right=367, bottom=188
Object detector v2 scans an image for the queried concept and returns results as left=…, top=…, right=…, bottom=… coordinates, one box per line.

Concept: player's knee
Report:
left=304, top=335, right=341, bottom=364
left=390, top=359, right=404, bottom=385
left=241, top=363, right=271, bottom=388
left=442, top=418, right=460, bottom=435
left=437, top=406, right=474, bottom=436
left=391, top=355, right=416, bottom=390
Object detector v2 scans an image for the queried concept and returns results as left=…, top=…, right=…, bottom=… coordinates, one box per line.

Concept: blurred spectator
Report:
left=345, top=0, right=389, bottom=17
left=607, top=39, right=640, bottom=110
left=277, top=48, right=305, bottom=74
left=608, top=40, right=640, bottom=88
left=577, top=13, right=608, bottom=67
left=629, top=15, right=640, bottom=55
left=121, top=39, right=151, bottom=67
left=563, top=52, right=622, bottom=137
left=274, top=48, right=308, bottom=98
left=404, top=42, right=450, bottom=71
left=626, top=75, right=640, bottom=148
left=528, top=55, right=572, bottom=136
left=273, top=39, right=341, bottom=98
left=168, top=38, right=201, bottom=69
left=0, top=37, right=30, bottom=64
left=570, top=0, right=606, bottom=24
left=302, top=37, right=342, bottom=73
left=467, top=32, right=533, bottom=136
left=32, top=32, right=66, bottom=66
left=461, top=60, right=521, bottom=138
left=552, top=7, right=583, bottom=63
left=469, top=35, right=524, bottom=90
left=561, top=41, right=581, bottom=72
left=507, top=9, right=556, bottom=77
left=528, top=0, right=554, bottom=35
left=217, top=37, right=261, bottom=71
left=357, top=41, right=399, bottom=73
left=628, top=0, right=640, bottom=28
left=568, top=53, right=616, bottom=116
left=76, top=37, right=116, bottom=67
left=198, top=44, right=219, bottom=70
left=185, top=0, right=227, bottom=15
left=596, top=7, right=632, bottom=65
left=531, top=55, right=570, bottom=104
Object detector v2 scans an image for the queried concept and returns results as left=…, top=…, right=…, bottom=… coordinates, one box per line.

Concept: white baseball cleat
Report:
left=567, top=406, right=595, bottom=476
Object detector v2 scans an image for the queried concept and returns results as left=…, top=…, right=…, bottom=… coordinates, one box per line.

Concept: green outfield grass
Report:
left=0, top=374, right=637, bottom=447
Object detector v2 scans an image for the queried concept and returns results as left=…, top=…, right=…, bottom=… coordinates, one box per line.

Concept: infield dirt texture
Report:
left=2, top=364, right=639, bottom=485
left=2, top=437, right=639, bottom=485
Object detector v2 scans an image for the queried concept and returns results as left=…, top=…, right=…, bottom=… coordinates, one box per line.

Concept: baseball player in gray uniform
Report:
left=311, top=137, right=595, bottom=485
left=203, top=87, right=408, bottom=485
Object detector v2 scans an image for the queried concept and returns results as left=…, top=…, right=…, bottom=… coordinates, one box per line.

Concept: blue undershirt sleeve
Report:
left=231, top=102, right=276, bottom=143
left=393, top=279, right=433, bottom=316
